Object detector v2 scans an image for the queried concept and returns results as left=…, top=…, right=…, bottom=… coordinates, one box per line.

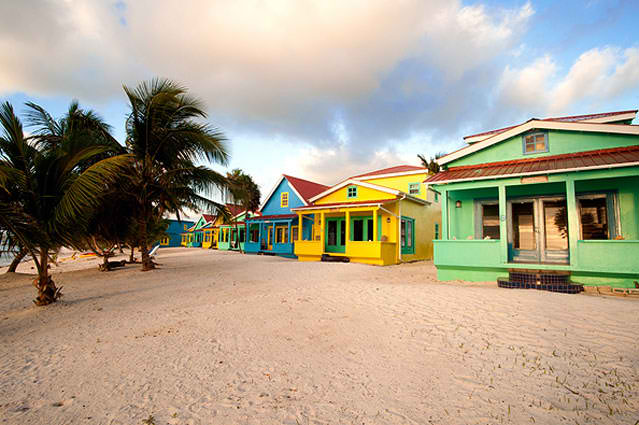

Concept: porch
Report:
left=434, top=170, right=639, bottom=287
left=293, top=203, right=403, bottom=266
left=245, top=215, right=298, bottom=257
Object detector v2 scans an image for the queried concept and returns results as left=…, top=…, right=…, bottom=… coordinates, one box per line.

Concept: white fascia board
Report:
left=580, top=111, right=637, bottom=123
left=353, top=169, right=427, bottom=180
left=308, top=179, right=400, bottom=202
left=438, top=120, right=639, bottom=166
left=429, top=161, right=639, bottom=185
left=258, top=175, right=286, bottom=212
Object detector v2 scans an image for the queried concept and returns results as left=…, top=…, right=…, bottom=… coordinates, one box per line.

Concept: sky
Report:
left=1, top=0, right=638, bottom=201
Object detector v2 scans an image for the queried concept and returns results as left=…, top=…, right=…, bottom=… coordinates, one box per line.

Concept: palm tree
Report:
left=0, top=101, right=131, bottom=305
left=122, top=78, right=230, bottom=270
left=226, top=169, right=261, bottom=253
left=417, top=153, right=443, bottom=174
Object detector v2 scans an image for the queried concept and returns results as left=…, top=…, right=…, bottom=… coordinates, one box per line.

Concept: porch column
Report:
left=258, top=223, right=262, bottom=246
left=320, top=212, right=325, bottom=246
left=498, top=185, right=508, bottom=264
left=440, top=189, right=448, bottom=240
left=565, top=178, right=579, bottom=267
left=373, top=209, right=378, bottom=241
left=297, top=213, right=302, bottom=241
left=345, top=211, right=351, bottom=243
left=287, top=221, right=291, bottom=244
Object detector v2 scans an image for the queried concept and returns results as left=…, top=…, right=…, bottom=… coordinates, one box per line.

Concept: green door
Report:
left=325, top=218, right=346, bottom=253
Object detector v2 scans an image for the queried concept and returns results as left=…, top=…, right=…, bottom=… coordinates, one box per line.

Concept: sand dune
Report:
left=0, top=248, right=637, bottom=424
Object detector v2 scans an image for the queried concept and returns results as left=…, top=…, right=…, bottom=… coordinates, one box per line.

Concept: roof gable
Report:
left=259, top=174, right=329, bottom=212
left=310, top=179, right=401, bottom=205
left=439, top=119, right=639, bottom=166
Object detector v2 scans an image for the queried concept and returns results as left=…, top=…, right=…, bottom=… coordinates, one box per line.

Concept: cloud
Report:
left=496, top=47, right=639, bottom=115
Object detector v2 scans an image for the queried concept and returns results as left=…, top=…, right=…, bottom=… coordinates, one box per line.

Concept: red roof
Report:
left=464, top=110, right=637, bottom=140
left=426, top=145, right=639, bottom=184
left=225, top=203, right=245, bottom=217
left=202, top=214, right=216, bottom=223
left=283, top=175, right=330, bottom=203
left=247, top=214, right=297, bottom=220
left=292, top=198, right=399, bottom=210
left=350, top=165, right=426, bottom=179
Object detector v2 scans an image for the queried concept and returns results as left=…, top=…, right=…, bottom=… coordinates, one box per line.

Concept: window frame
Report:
left=474, top=199, right=501, bottom=240
left=522, top=132, right=549, bottom=155
left=408, top=183, right=420, bottom=196
left=347, top=185, right=358, bottom=199
left=280, top=192, right=289, bottom=208
left=400, top=216, right=415, bottom=255
left=350, top=216, right=375, bottom=242
left=577, top=191, right=619, bottom=240
left=434, top=223, right=439, bottom=240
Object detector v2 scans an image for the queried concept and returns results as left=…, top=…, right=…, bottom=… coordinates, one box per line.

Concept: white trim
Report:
left=439, top=120, right=639, bottom=165
left=291, top=201, right=393, bottom=212
left=308, top=179, right=401, bottom=202
left=428, top=161, right=639, bottom=185
left=352, top=169, right=427, bottom=180
left=258, top=175, right=311, bottom=212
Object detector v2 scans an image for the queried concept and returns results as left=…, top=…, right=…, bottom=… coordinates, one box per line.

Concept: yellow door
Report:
left=267, top=225, right=273, bottom=250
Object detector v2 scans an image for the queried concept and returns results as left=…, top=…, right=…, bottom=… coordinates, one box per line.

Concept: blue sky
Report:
left=1, top=0, right=638, bottom=197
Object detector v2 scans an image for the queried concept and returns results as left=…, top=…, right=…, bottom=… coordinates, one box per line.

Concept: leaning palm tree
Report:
left=122, top=78, right=230, bottom=270
left=0, top=101, right=132, bottom=305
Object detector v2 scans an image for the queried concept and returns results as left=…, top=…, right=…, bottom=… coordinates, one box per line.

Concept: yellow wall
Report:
left=359, top=173, right=429, bottom=200
left=314, top=184, right=396, bottom=205
left=399, top=198, right=441, bottom=261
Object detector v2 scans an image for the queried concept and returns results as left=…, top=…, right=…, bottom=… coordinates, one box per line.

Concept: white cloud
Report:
left=496, top=47, right=639, bottom=115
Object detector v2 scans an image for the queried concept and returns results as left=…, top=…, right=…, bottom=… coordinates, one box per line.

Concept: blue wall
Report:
left=262, top=178, right=305, bottom=215
left=164, top=219, right=194, bottom=247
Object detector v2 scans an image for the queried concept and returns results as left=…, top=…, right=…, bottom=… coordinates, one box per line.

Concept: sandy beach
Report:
left=0, top=248, right=637, bottom=425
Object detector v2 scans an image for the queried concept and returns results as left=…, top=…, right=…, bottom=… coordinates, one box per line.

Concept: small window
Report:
left=281, top=192, right=289, bottom=208
left=434, top=223, right=439, bottom=240
left=401, top=217, right=415, bottom=254
left=408, top=183, right=420, bottom=195
left=347, top=186, right=358, bottom=198
left=434, top=192, right=439, bottom=202
left=523, top=132, right=548, bottom=154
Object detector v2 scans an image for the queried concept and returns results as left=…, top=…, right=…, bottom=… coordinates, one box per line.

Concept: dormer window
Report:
left=280, top=192, right=289, bottom=207
left=523, top=132, right=548, bottom=154
left=347, top=186, right=358, bottom=198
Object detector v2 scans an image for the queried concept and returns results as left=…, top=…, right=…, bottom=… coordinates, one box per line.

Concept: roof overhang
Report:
left=439, top=120, right=639, bottom=166
left=352, top=168, right=427, bottom=180
left=308, top=179, right=401, bottom=203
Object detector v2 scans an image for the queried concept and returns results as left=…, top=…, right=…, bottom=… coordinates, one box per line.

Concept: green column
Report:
left=441, top=189, right=448, bottom=240
left=565, top=178, right=579, bottom=268
left=498, top=185, right=508, bottom=264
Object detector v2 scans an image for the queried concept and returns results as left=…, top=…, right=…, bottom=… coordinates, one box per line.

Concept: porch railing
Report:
left=434, top=240, right=501, bottom=268
left=576, top=240, right=639, bottom=274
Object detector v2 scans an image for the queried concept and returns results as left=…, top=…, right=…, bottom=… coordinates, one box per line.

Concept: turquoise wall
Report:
left=449, top=131, right=639, bottom=167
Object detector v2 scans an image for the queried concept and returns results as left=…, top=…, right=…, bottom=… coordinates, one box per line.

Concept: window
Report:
left=204, top=233, right=210, bottom=242
left=281, top=192, right=289, bottom=208
left=239, top=229, right=245, bottom=243
left=275, top=226, right=288, bottom=244
left=523, top=132, right=548, bottom=154
left=249, top=224, right=259, bottom=242
left=292, top=226, right=299, bottom=242
left=408, top=183, right=420, bottom=195
left=481, top=203, right=500, bottom=239
left=578, top=193, right=617, bottom=240
left=434, top=192, right=439, bottom=202
left=401, top=217, right=415, bottom=254
left=184, top=224, right=188, bottom=230
left=347, top=186, right=358, bottom=198
left=434, top=223, right=439, bottom=240
left=351, top=217, right=375, bottom=241
left=160, top=237, right=170, bottom=245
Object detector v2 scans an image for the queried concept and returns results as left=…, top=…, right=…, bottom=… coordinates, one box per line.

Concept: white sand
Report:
left=1, top=248, right=637, bottom=425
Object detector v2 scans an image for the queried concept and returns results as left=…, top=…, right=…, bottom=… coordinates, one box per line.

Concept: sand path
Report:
left=1, top=248, right=638, bottom=424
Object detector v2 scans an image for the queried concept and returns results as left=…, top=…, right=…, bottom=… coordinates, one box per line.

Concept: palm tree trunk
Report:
left=140, top=240, right=153, bottom=271
left=33, top=249, right=61, bottom=306
left=7, top=247, right=27, bottom=273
